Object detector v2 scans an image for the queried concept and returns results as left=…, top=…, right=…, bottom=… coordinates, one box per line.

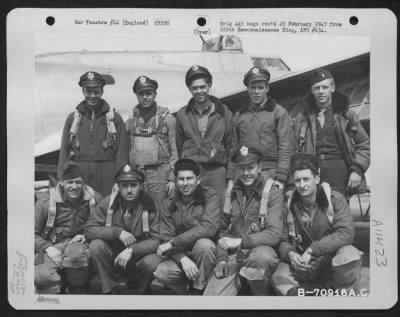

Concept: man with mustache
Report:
left=204, top=145, right=283, bottom=296
left=152, top=158, right=220, bottom=295
left=58, top=71, right=128, bottom=196
left=35, top=161, right=102, bottom=294
left=85, top=164, right=161, bottom=294
left=292, top=69, right=370, bottom=197
left=125, top=75, right=178, bottom=207
left=175, top=65, right=233, bottom=199
left=271, top=153, right=363, bottom=296
left=229, top=66, right=294, bottom=192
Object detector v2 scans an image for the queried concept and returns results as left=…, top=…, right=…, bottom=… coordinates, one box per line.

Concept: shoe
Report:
left=190, top=288, right=204, bottom=296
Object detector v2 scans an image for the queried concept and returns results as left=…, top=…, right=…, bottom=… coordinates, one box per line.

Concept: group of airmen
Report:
left=34, top=64, right=370, bottom=296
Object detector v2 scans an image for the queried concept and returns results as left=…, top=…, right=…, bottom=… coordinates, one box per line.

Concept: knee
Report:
left=248, top=246, right=279, bottom=269
left=153, top=262, right=170, bottom=282
left=192, top=238, right=216, bottom=256
left=332, top=245, right=363, bottom=267
left=89, top=239, right=107, bottom=258
left=138, top=254, right=163, bottom=273
left=34, top=266, right=61, bottom=288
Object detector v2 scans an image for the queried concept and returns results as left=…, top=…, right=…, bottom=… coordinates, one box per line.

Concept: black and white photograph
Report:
left=7, top=8, right=397, bottom=309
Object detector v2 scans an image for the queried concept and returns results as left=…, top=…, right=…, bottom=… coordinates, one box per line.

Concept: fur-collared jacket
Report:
left=278, top=184, right=355, bottom=262
left=85, top=190, right=159, bottom=259
left=293, top=92, right=370, bottom=177
left=230, top=97, right=295, bottom=183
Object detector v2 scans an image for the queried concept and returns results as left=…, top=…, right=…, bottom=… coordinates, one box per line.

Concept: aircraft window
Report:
left=251, top=57, right=290, bottom=71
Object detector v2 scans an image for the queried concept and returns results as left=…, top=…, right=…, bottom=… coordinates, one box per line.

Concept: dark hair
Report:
left=174, top=159, right=201, bottom=177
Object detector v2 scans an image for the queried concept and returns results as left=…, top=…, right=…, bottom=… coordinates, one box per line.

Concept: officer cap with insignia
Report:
left=310, top=69, right=334, bottom=86
left=185, top=65, right=213, bottom=87
left=115, top=164, right=145, bottom=184
left=290, top=153, right=319, bottom=175
left=133, top=75, right=158, bottom=94
left=61, top=161, right=83, bottom=180
left=78, top=71, right=106, bottom=88
left=174, top=158, right=201, bottom=176
left=243, top=66, right=271, bottom=86
left=231, top=145, right=263, bottom=166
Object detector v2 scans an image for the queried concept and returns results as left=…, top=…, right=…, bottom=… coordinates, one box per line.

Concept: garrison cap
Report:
left=231, top=145, right=263, bottom=166
left=290, top=153, right=319, bottom=175
left=310, top=69, right=334, bottom=86
left=79, top=71, right=106, bottom=87
left=185, top=65, right=212, bottom=87
left=133, top=75, right=158, bottom=93
left=174, top=158, right=201, bottom=176
left=243, top=66, right=270, bottom=86
left=61, top=161, right=83, bottom=180
left=115, top=164, right=145, bottom=183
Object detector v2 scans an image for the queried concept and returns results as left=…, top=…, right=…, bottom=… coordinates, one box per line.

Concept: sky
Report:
left=35, top=33, right=369, bottom=71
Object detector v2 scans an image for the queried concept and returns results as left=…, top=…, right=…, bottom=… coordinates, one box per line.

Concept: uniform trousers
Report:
left=271, top=245, right=363, bottom=296
left=200, top=165, right=226, bottom=200
left=204, top=245, right=279, bottom=296
left=153, top=238, right=216, bottom=295
left=35, top=241, right=89, bottom=294
left=89, top=239, right=162, bottom=294
left=141, top=163, right=171, bottom=208
left=319, top=159, right=348, bottom=197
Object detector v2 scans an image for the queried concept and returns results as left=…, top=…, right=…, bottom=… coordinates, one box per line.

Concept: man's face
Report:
left=136, top=89, right=157, bottom=108
left=293, top=169, right=320, bottom=199
left=176, top=170, right=200, bottom=197
left=189, top=78, right=211, bottom=104
left=62, top=177, right=84, bottom=201
left=311, top=78, right=335, bottom=108
left=119, top=181, right=143, bottom=202
left=247, top=80, right=269, bottom=105
left=237, top=161, right=262, bottom=186
left=82, top=86, right=103, bottom=109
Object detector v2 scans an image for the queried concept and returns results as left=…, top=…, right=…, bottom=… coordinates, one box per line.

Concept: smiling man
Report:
left=85, top=164, right=161, bottom=294
left=58, top=71, right=128, bottom=196
left=175, top=65, right=233, bottom=199
left=292, top=69, right=370, bottom=197
left=35, top=161, right=102, bottom=294
left=229, top=66, right=294, bottom=192
left=125, top=75, right=178, bottom=207
left=204, top=145, right=283, bottom=296
left=152, top=158, right=221, bottom=295
left=271, top=153, right=363, bottom=296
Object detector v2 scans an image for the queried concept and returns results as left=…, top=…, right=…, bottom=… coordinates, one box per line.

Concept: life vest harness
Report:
left=44, top=185, right=96, bottom=243
left=105, top=185, right=150, bottom=238
left=69, top=109, right=117, bottom=157
left=223, top=178, right=275, bottom=233
left=286, top=182, right=334, bottom=248
left=126, top=106, right=169, bottom=167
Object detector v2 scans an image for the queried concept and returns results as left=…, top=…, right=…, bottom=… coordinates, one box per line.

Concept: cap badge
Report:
left=192, top=65, right=199, bottom=71
left=252, top=68, right=259, bottom=74
left=139, top=76, right=147, bottom=84
left=240, top=146, right=249, bottom=157
left=88, top=72, right=94, bottom=80
left=123, top=165, right=131, bottom=173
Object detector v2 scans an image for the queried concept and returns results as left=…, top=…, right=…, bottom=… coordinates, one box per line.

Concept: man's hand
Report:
left=180, top=256, right=199, bottom=281
left=157, top=242, right=173, bottom=257
left=214, top=261, right=228, bottom=279
left=301, top=248, right=313, bottom=267
left=288, top=251, right=308, bottom=271
left=348, top=171, right=362, bottom=189
left=273, top=180, right=284, bottom=190
left=70, top=234, right=86, bottom=244
left=218, top=237, right=242, bottom=250
left=45, top=246, right=62, bottom=266
left=114, top=248, right=133, bottom=270
left=119, top=230, right=136, bottom=247
left=166, top=181, right=175, bottom=197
